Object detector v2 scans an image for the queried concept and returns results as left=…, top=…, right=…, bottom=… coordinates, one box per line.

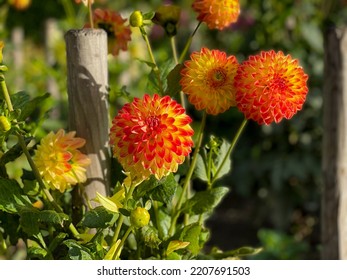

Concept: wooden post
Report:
left=322, top=26, right=347, bottom=259
left=65, top=29, right=110, bottom=213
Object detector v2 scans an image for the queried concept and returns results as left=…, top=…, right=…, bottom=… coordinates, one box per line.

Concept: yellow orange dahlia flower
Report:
left=109, top=94, right=194, bottom=180
left=192, top=0, right=240, bottom=30
left=87, top=9, right=131, bottom=56
left=33, top=129, right=91, bottom=192
left=180, top=47, right=239, bottom=115
left=235, top=50, right=309, bottom=125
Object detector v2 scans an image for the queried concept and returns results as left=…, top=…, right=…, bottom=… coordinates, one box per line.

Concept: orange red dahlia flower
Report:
left=192, top=0, right=240, bottom=30
left=180, top=47, right=239, bottom=115
left=87, top=8, right=131, bottom=56
left=235, top=50, right=309, bottom=125
left=33, top=129, right=91, bottom=192
left=109, top=94, right=194, bottom=180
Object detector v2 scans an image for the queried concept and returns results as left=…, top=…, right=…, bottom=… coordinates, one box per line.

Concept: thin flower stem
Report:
left=141, top=27, right=164, bottom=94
left=114, top=226, right=133, bottom=260
left=171, top=36, right=187, bottom=111
left=210, top=118, right=248, bottom=187
left=0, top=79, right=13, bottom=111
left=168, top=111, right=207, bottom=236
left=112, top=183, right=136, bottom=244
left=178, top=22, right=201, bottom=64
left=88, top=0, right=94, bottom=29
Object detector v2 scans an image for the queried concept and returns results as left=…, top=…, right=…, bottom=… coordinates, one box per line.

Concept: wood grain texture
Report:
left=65, top=29, right=110, bottom=212
left=322, top=26, right=347, bottom=259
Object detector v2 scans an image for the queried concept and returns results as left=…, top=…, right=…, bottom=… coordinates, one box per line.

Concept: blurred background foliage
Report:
left=0, top=0, right=344, bottom=259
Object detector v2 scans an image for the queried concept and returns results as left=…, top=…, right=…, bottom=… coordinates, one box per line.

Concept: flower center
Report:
left=145, top=116, right=160, bottom=130
left=269, top=76, right=288, bottom=94
left=207, top=68, right=227, bottom=88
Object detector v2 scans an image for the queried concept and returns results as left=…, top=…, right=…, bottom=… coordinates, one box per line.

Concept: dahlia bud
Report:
left=130, top=10, right=144, bottom=27
left=152, top=5, right=181, bottom=37
left=0, top=116, right=11, bottom=132
left=130, top=207, right=150, bottom=228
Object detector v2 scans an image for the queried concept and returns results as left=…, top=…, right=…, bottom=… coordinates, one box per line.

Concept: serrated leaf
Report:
left=80, top=206, right=117, bottom=228
left=166, top=64, right=183, bottom=97
left=18, top=93, right=50, bottom=121
left=142, top=225, right=161, bottom=249
left=167, top=240, right=190, bottom=255
left=20, top=209, right=70, bottom=236
left=178, top=223, right=207, bottom=255
left=134, top=176, right=160, bottom=200
left=64, top=239, right=94, bottom=260
left=182, top=187, right=229, bottom=215
left=11, top=91, right=30, bottom=110
left=27, top=246, right=48, bottom=259
left=0, top=178, right=32, bottom=213
left=151, top=173, right=177, bottom=204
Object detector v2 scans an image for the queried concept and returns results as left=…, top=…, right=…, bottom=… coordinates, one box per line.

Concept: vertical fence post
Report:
left=322, top=26, right=347, bottom=259
left=65, top=29, right=110, bottom=214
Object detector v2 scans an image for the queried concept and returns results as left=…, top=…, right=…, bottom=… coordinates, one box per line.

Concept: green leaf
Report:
left=167, top=240, right=190, bottom=255
left=48, top=232, right=68, bottom=253
left=208, top=246, right=263, bottom=259
left=182, top=187, right=229, bottom=215
left=213, top=139, right=232, bottom=180
left=0, top=137, right=31, bottom=167
left=141, top=225, right=162, bottom=249
left=11, top=91, right=30, bottom=110
left=64, top=239, right=94, bottom=260
left=20, top=209, right=70, bottom=236
left=0, top=178, right=32, bottom=214
left=95, top=192, right=119, bottom=213
left=27, top=246, right=48, bottom=259
left=18, top=92, right=50, bottom=121
left=134, top=176, right=160, bottom=200
left=166, top=64, right=183, bottom=97
left=80, top=206, right=117, bottom=228
left=178, top=223, right=209, bottom=255
left=194, top=152, right=208, bottom=182
left=150, top=173, right=178, bottom=204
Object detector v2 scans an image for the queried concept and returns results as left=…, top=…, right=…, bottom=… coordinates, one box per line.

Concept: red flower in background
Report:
left=110, top=94, right=194, bottom=181
left=87, top=8, right=131, bottom=56
left=235, top=50, right=309, bottom=125
left=192, top=0, right=240, bottom=30
left=180, top=47, right=239, bottom=115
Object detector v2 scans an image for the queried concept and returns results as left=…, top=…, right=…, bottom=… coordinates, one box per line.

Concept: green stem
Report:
left=0, top=79, right=13, bottom=111
left=141, top=27, right=163, bottom=94
left=88, top=0, right=94, bottom=29
left=178, top=22, right=201, bottom=64
left=168, top=111, right=207, bottom=236
left=112, top=183, right=136, bottom=244
left=114, top=226, right=133, bottom=260
left=210, top=118, right=248, bottom=187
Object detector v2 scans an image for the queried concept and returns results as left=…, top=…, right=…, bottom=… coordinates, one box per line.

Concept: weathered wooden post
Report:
left=65, top=29, right=110, bottom=214
left=322, top=26, right=347, bottom=259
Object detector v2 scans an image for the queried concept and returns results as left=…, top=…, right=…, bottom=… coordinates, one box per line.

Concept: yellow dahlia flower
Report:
left=109, top=94, right=194, bottom=180
left=33, top=129, right=91, bottom=192
left=235, top=50, right=309, bottom=125
left=180, top=47, right=239, bottom=115
left=192, top=0, right=240, bottom=30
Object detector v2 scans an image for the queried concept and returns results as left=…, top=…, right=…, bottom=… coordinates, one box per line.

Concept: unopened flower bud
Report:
left=152, top=5, right=181, bottom=37
left=130, top=207, right=150, bottom=228
left=130, top=10, right=144, bottom=28
left=0, top=116, right=11, bottom=132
